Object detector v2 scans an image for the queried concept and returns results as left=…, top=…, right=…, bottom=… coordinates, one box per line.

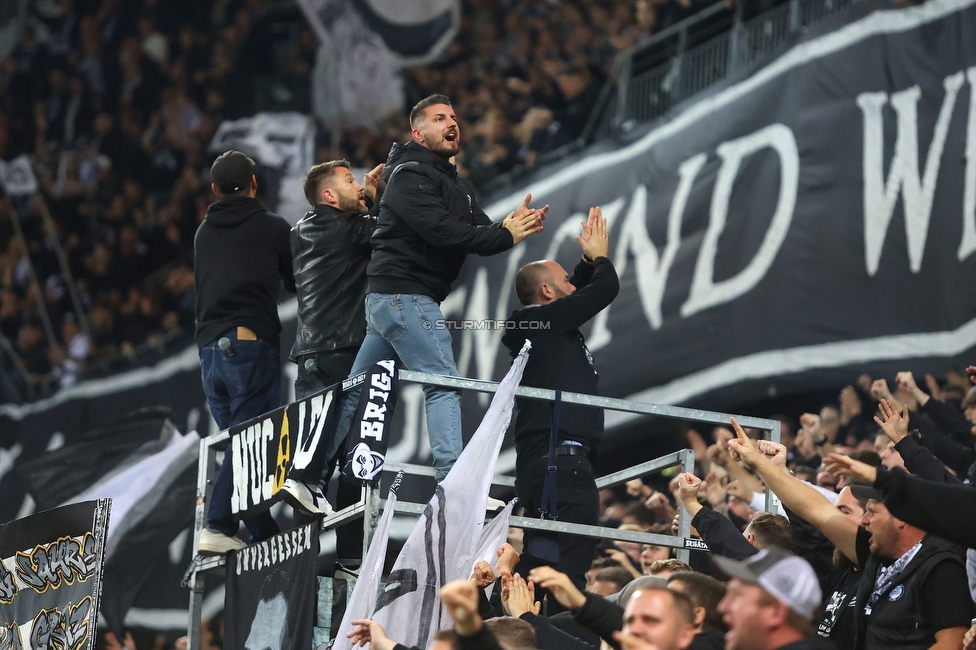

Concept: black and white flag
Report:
left=335, top=343, right=528, bottom=650
left=225, top=522, right=319, bottom=650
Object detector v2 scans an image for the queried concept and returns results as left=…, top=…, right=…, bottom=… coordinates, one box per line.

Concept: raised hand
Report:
left=823, top=453, right=877, bottom=485
left=674, top=473, right=702, bottom=506
left=923, top=374, right=944, bottom=402
left=440, top=580, right=483, bottom=635
left=726, top=480, right=754, bottom=505
left=874, top=398, right=909, bottom=443
left=756, top=439, right=788, bottom=471
left=495, top=542, right=520, bottom=577
left=576, top=206, right=609, bottom=260
left=799, top=413, right=825, bottom=445
left=870, top=378, right=894, bottom=402
left=644, top=491, right=671, bottom=513
left=501, top=572, right=540, bottom=618
left=528, top=566, right=587, bottom=611
left=502, top=208, right=544, bottom=244
left=704, top=472, right=727, bottom=507
left=894, top=371, right=919, bottom=393
left=363, top=163, right=385, bottom=201
left=347, top=619, right=397, bottom=650
left=726, top=417, right=763, bottom=470
left=469, top=560, right=495, bottom=588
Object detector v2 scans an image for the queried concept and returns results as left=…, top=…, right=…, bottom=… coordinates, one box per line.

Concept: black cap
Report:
left=211, top=151, right=255, bottom=195
left=850, top=484, right=885, bottom=502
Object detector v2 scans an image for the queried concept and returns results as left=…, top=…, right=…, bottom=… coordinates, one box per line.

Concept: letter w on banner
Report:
left=333, top=342, right=529, bottom=650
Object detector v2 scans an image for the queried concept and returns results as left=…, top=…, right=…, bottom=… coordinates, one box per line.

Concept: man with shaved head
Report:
left=503, top=207, right=619, bottom=592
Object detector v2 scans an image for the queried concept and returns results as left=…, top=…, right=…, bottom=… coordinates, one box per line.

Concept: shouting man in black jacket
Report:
left=194, top=150, right=295, bottom=555
left=331, top=94, right=547, bottom=482
left=502, top=206, right=619, bottom=591
left=281, top=159, right=384, bottom=575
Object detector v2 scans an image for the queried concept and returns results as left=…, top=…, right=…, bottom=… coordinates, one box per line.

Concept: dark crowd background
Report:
left=0, top=0, right=731, bottom=404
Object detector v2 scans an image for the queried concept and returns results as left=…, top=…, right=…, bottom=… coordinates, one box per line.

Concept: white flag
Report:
left=472, top=501, right=514, bottom=600
left=0, top=155, right=38, bottom=196
left=363, top=343, right=530, bottom=649
left=333, top=489, right=398, bottom=649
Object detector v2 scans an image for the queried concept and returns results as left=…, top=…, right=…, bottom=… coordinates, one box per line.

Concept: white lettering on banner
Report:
left=293, top=391, right=334, bottom=472
left=230, top=415, right=278, bottom=513
left=858, top=70, right=966, bottom=275
left=960, top=66, right=976, bottom=261
left=231, top=434, right=245, bottom=513
left=682, top=123, right=800, bottom=317
left=371, top=371, right=392, bottom=392
left=234, top=524, right=314, bottom=575
left=590, top=155, right=707, bottom=347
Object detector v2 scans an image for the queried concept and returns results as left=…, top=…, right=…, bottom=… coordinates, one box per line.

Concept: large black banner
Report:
left=0, top=500, right=110, bottom=649
left=460, top=0, right=976, bottom=419
left=224, top=522, right=318, bottom=650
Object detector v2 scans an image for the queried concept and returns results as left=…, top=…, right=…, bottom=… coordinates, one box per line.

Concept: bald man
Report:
left=502, top=206, right=619, bottom=592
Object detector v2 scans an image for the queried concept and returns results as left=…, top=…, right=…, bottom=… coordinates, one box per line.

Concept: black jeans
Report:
left=295, top=348, right=363, bottom=565
left=514, top=454, right=599, bottom=593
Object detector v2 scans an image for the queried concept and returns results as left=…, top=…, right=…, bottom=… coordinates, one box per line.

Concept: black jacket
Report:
left=368, top=141, right=513, bottom=302
left=572, top=592, right=624, bottom=650
left=194, top=195, right=294, bottom=349
left=691, top=507, right=758, bottom=560
left=502, top=257, right=619, bottom=465
left=290, top=203, right=376, bottom=360
left=854, top=534, right=967, bottom=650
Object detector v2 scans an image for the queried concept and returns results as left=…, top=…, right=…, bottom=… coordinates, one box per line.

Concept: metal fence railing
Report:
left=183, top=368, right=782, bottom=649
left=482, top=0, right=856, bottom=199
left=613, top=0, right=854, bottom=129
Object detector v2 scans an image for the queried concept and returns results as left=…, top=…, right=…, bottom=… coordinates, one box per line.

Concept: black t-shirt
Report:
left=855, top=527, right=973, bottom=634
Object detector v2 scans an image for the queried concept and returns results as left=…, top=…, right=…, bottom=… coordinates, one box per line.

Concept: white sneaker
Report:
left=198, top=529, right=246, bottom=556
left=486, top=497, right=506, bottom=512
left=280, top=479, right=335, bottom=516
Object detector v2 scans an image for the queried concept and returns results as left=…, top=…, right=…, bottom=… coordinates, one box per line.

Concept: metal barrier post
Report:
left=675, top=448, right=696, bottom=564
left=188, top=433, right=220, bottom=650
left=614, top=55, right=633, bottom=129
left=765, top=420, right=782, bottom=514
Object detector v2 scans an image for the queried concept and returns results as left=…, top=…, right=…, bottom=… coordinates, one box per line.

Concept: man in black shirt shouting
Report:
left=502, top=206, right=619, bottom=591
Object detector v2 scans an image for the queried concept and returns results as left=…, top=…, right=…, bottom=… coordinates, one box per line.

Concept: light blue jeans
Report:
left=333, top=293, right=462, bottom=481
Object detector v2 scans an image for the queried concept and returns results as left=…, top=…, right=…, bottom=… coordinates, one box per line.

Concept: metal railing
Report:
left=184, top=369, right=782, bottom=649
left=482, top=0, right=855, bottom=200
left=613, top=0, right=853, bottom=129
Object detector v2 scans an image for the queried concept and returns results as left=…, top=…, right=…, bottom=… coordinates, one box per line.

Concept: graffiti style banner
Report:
left=229, top=384, right=341, bottom=520
left=224, top=522, right=318, bottom=650
left=0, top=500, right=109, bottom=649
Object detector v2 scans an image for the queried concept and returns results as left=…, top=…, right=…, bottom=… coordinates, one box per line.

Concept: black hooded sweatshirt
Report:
left=368, top=141, right=513, bottom=302
left=194, top=195, right=295, bottom=349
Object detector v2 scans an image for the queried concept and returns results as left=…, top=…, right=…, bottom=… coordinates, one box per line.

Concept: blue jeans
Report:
left=200, top=331, right=282, bottom=541
left=333, top=293, right=462, bottom=481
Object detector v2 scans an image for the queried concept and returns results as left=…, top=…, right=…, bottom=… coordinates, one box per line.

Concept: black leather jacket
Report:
left=289, top=203, right=377, bottom=361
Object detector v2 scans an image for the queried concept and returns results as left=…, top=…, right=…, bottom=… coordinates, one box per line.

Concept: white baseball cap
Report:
left=713, top=546, right=822, bottom=620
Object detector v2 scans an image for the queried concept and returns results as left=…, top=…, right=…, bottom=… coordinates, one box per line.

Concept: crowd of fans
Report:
left=331, top=366, right=976, bottom=650
left=0, top=0, right=715, bottom=404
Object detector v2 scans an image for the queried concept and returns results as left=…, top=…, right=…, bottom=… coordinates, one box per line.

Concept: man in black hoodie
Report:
left=330, top=94, right=546, bottom=482
left=502, top=207, right=619, bottom=591
left=194, top=150, right=295, bottom=555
